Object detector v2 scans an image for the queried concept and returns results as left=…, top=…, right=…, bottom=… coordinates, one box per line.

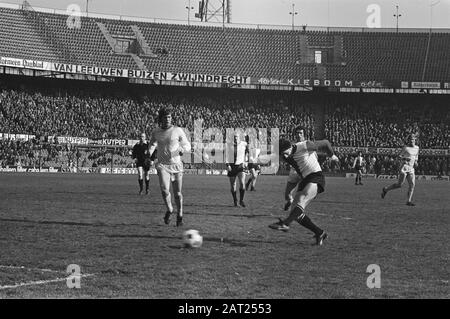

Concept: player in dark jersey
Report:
left=132, top=133, right=155, bottom=195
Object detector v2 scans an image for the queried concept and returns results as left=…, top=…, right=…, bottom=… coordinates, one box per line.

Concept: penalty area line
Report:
left=310, top=212, right=354, bottom=220
left=0, top=274, right=95, bottom=290
left=0, top=265, right=63, bottom=273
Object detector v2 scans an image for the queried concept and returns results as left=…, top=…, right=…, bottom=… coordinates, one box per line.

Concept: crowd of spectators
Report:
left=0, top=79, right=449, bottom=175
left=0, top=83, right=315, bottom=142
left=324, top=95, right=450, bottom=149
left=321, top=152, right=449, bottom=176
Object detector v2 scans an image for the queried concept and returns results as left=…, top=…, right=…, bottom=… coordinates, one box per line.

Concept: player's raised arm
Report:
left=306, top=139, right=338, bottom=161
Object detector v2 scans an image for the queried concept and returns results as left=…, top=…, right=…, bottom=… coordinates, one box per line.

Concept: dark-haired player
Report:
left=283, top=125, right=306, bottom=211
left=268, top=138, right=339, bottom=245
left=148, top=107, right=191, bottom=226
left=227, top=132, right=249, bottom=207
left=352, top=151, right=365, bottom=185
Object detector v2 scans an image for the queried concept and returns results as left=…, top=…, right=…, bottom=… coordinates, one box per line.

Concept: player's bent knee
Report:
left=161, top=190, right=170, bottom=197
left=174, top=192, right=182, bottom=200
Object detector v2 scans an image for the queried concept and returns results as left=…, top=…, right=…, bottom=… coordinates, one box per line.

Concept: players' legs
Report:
left=144, top=169, right=150, bottom=194
left=237, top=171, right=246, bottom=206
left=289, top=183, right=325, bottom=238
left=356, top=170, right=363, bottom=185
left=406, top=172, right=415, bottom=204
left=229, top=176, right=238, bottom=206
left=275, top=183, right=325, bottom=239
left=283, top=183, right=318, bottom=226
left=250, top=168, right=258, bottom=190
left=171, top=173, right=183, bottom=218
left=137, top=166, right=144, bottom=194
left=284, top=181, right=297, bottom=203
left=157, top=167, right=173, bottom=214
left=384, top=172, right=406, bottom=193
left=245, top=170, right=253, bottom=190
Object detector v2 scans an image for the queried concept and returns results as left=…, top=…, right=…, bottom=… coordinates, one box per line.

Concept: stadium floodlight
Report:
left=186, top=0, right=194, bottom=25
left=393, top=5, right=402, bottom=33
left=289, top=3, right=298, bottom=31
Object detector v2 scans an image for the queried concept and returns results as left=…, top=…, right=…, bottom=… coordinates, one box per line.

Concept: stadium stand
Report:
left=0, top=6, right=449, bottom=83
left=0, top=5, right=449, bottom=175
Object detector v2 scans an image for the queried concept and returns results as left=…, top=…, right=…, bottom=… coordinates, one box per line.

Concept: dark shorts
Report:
left=227, top=164, right=245, bottom=177
left=297, top=171, right=325, bottom=194
left=355, top=165, right=362, bottom=171
left=137, top=158, right=151, bottom=171
left=248, top=163, right=261, bottom=171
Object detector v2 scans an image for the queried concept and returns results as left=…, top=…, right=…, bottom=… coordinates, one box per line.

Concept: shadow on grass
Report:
left=106, top=233, right=288, bottom=247
left=0, top=217, right=152, bottom=228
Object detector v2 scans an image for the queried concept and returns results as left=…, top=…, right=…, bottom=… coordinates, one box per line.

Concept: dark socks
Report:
left=145, top=179, right=149, bottom=191
left=298, top=215, right=323, bottom=236
left=138, top=179, right=143, bottom=192
left=231, top=190, right=237, bottom=203
left=239, top=189, right=245, bottom=202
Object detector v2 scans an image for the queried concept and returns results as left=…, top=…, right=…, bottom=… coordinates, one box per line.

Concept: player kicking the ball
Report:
left=269, top=138, right=339, bottom=246
left=148, top=107, right=191, bottom=226
left=381, top=134, right=419, bottom=206
left=283, top=125, right=306, bottom=211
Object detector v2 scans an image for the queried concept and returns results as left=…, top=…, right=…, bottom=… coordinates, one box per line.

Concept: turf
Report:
left=0, top=173, right=448, bottom=298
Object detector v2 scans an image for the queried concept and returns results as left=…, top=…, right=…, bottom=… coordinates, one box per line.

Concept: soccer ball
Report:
left=182, top=229, right=203, bottom=248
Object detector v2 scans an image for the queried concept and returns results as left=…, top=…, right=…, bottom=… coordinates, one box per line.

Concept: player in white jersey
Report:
left=269, top=138, right=339, bottom=245
left=352, top=151, right=365, bottom=185
left=245, top=135, right=261, bottom=192
left=283, top=125, right=306, bottom=211
left=381, top=135, right=419, bottom=206
left=149, top=107, right=191, bottom=226
left=226, top=132, right=249, bottom=207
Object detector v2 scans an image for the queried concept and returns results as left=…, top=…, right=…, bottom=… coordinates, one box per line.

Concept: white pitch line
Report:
left=311, top=212, right=354, bottom=220
left=0, top=274, right=95, bottom=290
left=0, top=265, right=62, bottom=273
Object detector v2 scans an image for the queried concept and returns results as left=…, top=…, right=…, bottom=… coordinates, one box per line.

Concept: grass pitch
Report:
left=0, top=173, right=448, bottom=298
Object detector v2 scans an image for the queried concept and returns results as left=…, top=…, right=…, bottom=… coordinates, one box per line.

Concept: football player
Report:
left=226, top=132, right=249, bottom=207
left=131, top=132, right=155, bottom=195
left=352, top=151, right=365, bottom=185
left=269, top=138, right=339, bottom=245
left=283, top=125, right=306, bottom=211
left=148, top=107, right=191, bottom=226
left=245, top=134, right=262, bottom=192
left=381, top=134, right=419, bottom=206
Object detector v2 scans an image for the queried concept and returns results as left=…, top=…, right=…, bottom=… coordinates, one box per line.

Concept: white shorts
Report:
left=156, top=163, right=183, bottom=181
left=400, top=163, right=415, bottom=175
left=287, top=168, right=302, bottom=184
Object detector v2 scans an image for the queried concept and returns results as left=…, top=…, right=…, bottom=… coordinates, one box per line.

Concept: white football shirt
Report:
left=149, top=126, right=191, bottom=165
